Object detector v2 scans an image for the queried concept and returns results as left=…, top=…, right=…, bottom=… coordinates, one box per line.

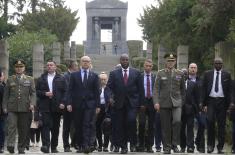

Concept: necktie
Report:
left=215, top=71, right=219, bottom=92
left=146, top=74, right=151, bottom=98
left=83, top=70, right=88, bottom=86
left=123, top=69, right=128, bottom=85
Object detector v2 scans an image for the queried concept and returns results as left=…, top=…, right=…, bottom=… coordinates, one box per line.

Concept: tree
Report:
left=18, top=6, right=79, bottom=42
left=0, top=17, right=17, bottom=39
left=7, top=29, right=57, bottom=75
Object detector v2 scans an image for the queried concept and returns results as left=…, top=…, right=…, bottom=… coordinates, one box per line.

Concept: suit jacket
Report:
left=107, top=67, right=144, bottom=109
left=68, top=70, right=100, bottom=109
left=36, top=72, right=66, bottom=112
left=202, top=70, right=231, bottom=108
left=141, top=72, right=156, bottom=104
left=153, top=68, right=185, bottom=108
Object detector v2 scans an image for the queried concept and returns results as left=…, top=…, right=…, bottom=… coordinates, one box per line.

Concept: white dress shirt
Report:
left=47, top=72, right=56, bottom=92
left=122, top=67, right=129, bottom=77
left=209, top=70, right=224, bottom=97
left=100, top=87, right=105, bottom=105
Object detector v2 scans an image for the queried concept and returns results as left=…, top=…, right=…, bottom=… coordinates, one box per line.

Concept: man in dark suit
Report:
left=67, top=56, right=100, bottom=153
left=0, top=68, right=5, bottom=153
left=107, top=54, right=143, bottom=154
left=180, top=64, right=200, bottom=153
left=62, top=60, right=78, bottom=152
left=137, top=59, right=157, bottom=153
left=36, top=60, right=67, bottom=153
left=202, top=57, right=232, bottom=154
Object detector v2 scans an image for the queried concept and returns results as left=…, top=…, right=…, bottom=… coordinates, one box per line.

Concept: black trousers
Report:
left=62, top=110, right=73, bottom=149
left=180, top=113, right=195, bottom=149
left=41, top=112, right=61, bottom=149
left=96, top=105, right=106, bottom=148
left=207, top=97, right=227, bottom=150
left=30, top=128, right=41, bottom=143
left=138, top=99, right=155, bottom=148
left=195, top=112, right=206, bottom=150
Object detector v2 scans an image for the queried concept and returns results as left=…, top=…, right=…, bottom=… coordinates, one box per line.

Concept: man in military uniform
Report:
left=2, top=59, right=36, bottom=154
left=153, top=54, right=185, bottom=154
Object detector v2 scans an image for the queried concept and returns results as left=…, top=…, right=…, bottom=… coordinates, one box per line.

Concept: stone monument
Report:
left=33, top=43, right=44, bottom=78
left=0, top=40, right=9, bottom=78
left=52, top=42, right=61, bottom=65
left=177, top=45, right=189, bottom=70
left=158, top=44, right=167, bottom=70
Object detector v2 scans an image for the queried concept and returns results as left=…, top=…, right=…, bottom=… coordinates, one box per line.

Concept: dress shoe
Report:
left=19, top=150, right=25, bottom=154
left=207, top=146, right=214, bottom=153
left=163, top=149, right=171, bottom=154
left=64, top=147, right=72, bottom=152
left=137, top=146, right=145, bottom=152
left=83, top=146, right=90, bottom=154
left=146, top=147, right=154, bottom=153
left=121, top=148, right=128, bottom=154
left=130, top=146, right=136, bottom=152
left=197, top=148, right=205, bottom=153
left=25, top=146, right=29, bottom=150
left=51, top=148, right=59, bottom=153
left=231, top=149, right=235, bottom=153
left=187, top=147, right=194, bottom=153
left=172, top=146, right=180, bottom=153
left=180, top=148, right=185, bottom=153
left=156, top=147, right=161, bottom=152
left=113, top=146, right=120, bottom=152
left=90, top=146, right=96, bottom=152
left=41, top=146, right=49, bottom=153
left=103, top=147, right=108, bottom=152
left=218, top=149, right=224, bottom=154
left=7, top=146, right=15, bottom=154
left=97, top=146, right=102, bottom=152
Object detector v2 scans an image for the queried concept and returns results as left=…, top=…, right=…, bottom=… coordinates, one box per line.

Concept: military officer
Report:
left=2, top=59, right=36, bottom=154
left=153, top=53, right=185, bottom=154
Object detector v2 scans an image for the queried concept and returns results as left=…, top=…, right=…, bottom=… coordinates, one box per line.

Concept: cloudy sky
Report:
left=65, top=0, right=157, bottom=45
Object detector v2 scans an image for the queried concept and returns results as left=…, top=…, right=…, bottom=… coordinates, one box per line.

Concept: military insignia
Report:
left=17, top=60, right=22, bottom=65
left=175, top=75, right=182, bottom=80
left=10, top=82, right=16, bottom=87
left=23, top=80, right=31, bottom=86
left=170, top=54, right=173, bottom=58
left=161, top=77, right=167, bottom=80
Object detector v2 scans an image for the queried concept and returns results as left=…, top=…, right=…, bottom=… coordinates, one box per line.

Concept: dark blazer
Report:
left=68, top=70, right=100, bottom=109
left=36, top=72, right=66, bottom=112
left=0, top=82, right=5, bottom=115
left=183, top=80, right=199, bottom=115
left=141, top=72, right=156, bottom=103
left=202, top=70, right=231, bottom=108
left=107, top=67, right=144, bottom=109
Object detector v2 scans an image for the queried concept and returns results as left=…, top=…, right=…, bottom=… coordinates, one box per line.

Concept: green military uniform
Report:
left=2, top=60, right=36, bottom=153
left=153, top=55, right=185, bottom=152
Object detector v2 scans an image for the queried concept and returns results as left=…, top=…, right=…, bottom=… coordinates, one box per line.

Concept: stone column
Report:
left=146, top=41, right=152, bottom=59
left=70, top=41, right=77, bottom=60
left=64, top=41, right=70, bottom=61
left=158, top=44, right=167, bottom=70
left=113, top=17, right=120, bottom=41
left=0, top=40, right=9, bottom=78
left=33, top=43, right=44, bottom=78
left=93, top=17, right=100, bottom=40
left=52, top=42, right=61, bottom=65
left=177, top=45, right=189, bottom=69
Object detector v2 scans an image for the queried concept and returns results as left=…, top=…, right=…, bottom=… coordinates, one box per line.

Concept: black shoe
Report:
left=172, top=146, right=180, bottom=153
left=130, top=146, right=136, bottom=152
left=103, top=147, right=108, bottom=152
left=218, top=149, right=224, bottom=154
left=146, top=147, right=154, bottom=153
left=137, top=146, right=145, bottom=152
left=7, top=146, right=14, bottom=154
left=97, top=146, right=102, bottom=152
left=180, top=148, right=185, bottom=153
left=197, top=148, right=205, bottom=153
left=19, top=150, right=25, bottom=154
left=25, top=146, right=29, bottom=150
left=64, top=147, right=72, bottom=152
left=83, top=146, right=90, bottom=154
left=76, top=146, right=83, bottom=153
left=121, top=148, right=128, bottom=154
left=207, top=146, right=214, bottom=153
left=156, top=148, right=161, bottom=152
left=41, top=146, right=49, bottom=153
left=163, top=149, right=171, bottom=154
left=231, top=149, right=235, bottom=154
left=113, top=146, right=119, bottom=152
left=187, top=147, right=194, bottom=153
left=51, top=148, right=59, bottom=153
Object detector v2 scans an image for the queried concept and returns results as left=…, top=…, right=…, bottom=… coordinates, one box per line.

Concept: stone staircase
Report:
left=88, top=54, right=120, bottom=74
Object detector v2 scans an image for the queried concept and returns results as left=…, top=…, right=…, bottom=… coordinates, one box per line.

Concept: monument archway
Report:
left=85, top=0, right=128, bottom=55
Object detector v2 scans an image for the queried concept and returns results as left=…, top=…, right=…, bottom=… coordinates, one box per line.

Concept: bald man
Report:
left=67, top=56, right=100, bottom=153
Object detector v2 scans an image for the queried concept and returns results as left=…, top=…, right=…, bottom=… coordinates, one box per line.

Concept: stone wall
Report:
left=0, top=40, right=9, bottom=78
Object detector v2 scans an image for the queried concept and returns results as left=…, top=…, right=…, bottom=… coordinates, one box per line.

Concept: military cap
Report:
left=14, top=59, right=26, bottom=67
left=164, top=53, right=177, bottom=61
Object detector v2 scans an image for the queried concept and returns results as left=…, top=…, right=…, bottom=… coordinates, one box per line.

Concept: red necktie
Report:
left=123, top=70, right=128, bottom=85
left=147, top=74, right=151, bottom=98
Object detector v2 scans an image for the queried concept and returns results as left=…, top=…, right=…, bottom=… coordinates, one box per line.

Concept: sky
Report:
left=64, top=0, right=158, bottom=46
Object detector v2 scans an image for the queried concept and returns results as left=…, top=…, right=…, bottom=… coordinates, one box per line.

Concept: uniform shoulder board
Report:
left=158, top=69, right=165, bottom=72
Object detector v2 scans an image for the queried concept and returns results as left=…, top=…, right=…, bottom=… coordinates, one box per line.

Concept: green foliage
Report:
left=7, top=29, right=58, bottom=75
left=227, top=19, right=235, bottom=43
left=131, top=57, right=146, bottom=71
left=0, top=17, right=17, bottom=39
left=18, top=6, right=79, bottom=42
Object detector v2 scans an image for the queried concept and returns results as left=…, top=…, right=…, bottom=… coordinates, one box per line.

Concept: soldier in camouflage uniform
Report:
left=153, top=54, right=185, bottom=154
left=2, top=59, right=36, bottom=154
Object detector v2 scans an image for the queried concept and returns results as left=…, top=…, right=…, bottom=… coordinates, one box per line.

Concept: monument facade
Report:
left=85, top=0, right=128, bottom=55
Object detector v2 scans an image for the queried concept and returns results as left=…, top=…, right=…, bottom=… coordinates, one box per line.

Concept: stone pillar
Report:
left=0, top=40, right=9, bottom=78
left=70, top=41, right=77, bottom=60
left=52, top=42, right=61, bottom=65
left=146, top=41, right=152, bottom=59
left=64, top=41, right=70, bottom=61
left=215, top=41, right=235, bottom=78
left=113, top=17, right=120, bottom=41
left=158, top=44, right=167, bottom=70
left=93, top=17, right=100, bottom=40
left=177, top=45, right=189, bottom=69
left=126, top=40, right=143, bottom=58
left=33, top=43, right=44, bottom=78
